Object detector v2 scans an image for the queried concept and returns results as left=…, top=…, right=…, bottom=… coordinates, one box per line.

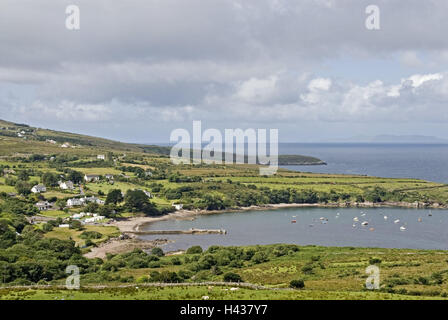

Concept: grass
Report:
left=0, top=286, right=442, bottom=300
left=44, top=225, right=121, bottom=246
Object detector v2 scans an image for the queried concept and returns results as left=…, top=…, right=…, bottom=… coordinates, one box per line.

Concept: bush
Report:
left=290, top=279, right=305, bottom=289
left=369, top=257, right=382, bottom=265
left=80, top=231, right=102, bottom=240
left=223, top=272, right=242, bottom=283
left=151, top=247, right=164, bottom=257
left=186, top=245, right=203, bottom=254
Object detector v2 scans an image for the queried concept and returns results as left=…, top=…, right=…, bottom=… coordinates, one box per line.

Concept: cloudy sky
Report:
left=1, top=0, right=448, bottom=143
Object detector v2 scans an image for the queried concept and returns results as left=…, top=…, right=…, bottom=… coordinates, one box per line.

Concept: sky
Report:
left=1, top=0, right=448, bottom=143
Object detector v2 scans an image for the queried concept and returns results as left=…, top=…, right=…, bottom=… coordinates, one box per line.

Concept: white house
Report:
left=84, top=215, right=105, bottom=223
left=31, top=184, right=46, bottom=193
left=46, top=139, right=56, bottom=144
left=59, top=180, right=74, bottom=190
left=97, top=154, right=105, bottom=160
left=67, top=198, right=83, bottom=207
left=105, top=174, right=114, bottom=180
left=172, top=203, right=183, bottom=210
left=60, top=143, right=70, bottom=148
left=142, top=190, right=152, bottom=198
left=84, top=174, right=100, bottom=182
left=35, top=201, right=52, bottom=211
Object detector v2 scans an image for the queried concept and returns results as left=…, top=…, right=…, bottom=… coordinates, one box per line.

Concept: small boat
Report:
left=291, top=220, right=297, bottom=223
left=309, top=224, right=314, bottom=227
left=353, top=217, right=359, bottom=222
left=400, top=226, right=406, bottom=231
left=418, top=218, right=422, bottom=222
left=361, top=213, right=366, bottom=217
left=384, top=216, right=388, bottom=220
left=369, top=227, right=375, bottom=232
left=428, top=212, right=433, bottom=217
left=352, top=224, right=356, bottom=228
left=319, top=217, right=328, bottom=221
left=394, top=219, right=400, bottom=224
left=361, top=221, right=369, bottom=226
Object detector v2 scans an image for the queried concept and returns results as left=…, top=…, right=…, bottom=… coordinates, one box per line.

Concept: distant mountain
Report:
left=343, top=134, right=448, bottom=144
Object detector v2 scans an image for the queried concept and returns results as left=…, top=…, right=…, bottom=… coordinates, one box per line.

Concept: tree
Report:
left=124, top=190, right=158, bottom=215
left=17, top=170, right=30, bottom=181
left=151, top=247, right=164, bottom=257
left=290, top=279, right=305, bottom=289
left=67, top=170, right=83, bottom=184
left=223, top=272, right=242, bottom=283
left=15, top=181, right=31, bottom=196
left=42, top=172, right=58, bottom=187
left=105, top=189, right=123, bottom=205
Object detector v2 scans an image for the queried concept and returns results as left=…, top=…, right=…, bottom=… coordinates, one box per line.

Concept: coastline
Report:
left=115, top=200, right=448, bottom=235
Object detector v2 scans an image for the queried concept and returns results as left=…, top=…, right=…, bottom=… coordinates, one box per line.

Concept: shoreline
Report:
left=82, top=201, right=448, bottom=258
left=114, top=200, right=448, bottom=235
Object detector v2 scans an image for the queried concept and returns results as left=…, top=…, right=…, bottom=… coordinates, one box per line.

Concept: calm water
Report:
left=141, top=207, right=448, bottom=251
left=279, top=143, right=448, bottom=183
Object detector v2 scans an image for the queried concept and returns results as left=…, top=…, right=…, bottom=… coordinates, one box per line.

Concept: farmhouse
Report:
left=84, top=174, right=100, bottom=182
left=35, top=201, right=52, bottom=211
left=97, top=154, right=105, bottom=160
left=67, top=198, right=83, bottom=207
left=105, top=174, right=114, bottom=180
left=59, top=180, right=75, bottom=190
left=172, top=203, right=183, bottom=210
left=31, top=184, right=46, bottom=193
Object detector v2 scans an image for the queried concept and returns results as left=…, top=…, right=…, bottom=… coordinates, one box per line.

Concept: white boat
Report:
left=353, top=217, right=359, bottom=222
left=361, top=221, right=368, bottom=226
left=384, top=216, right=388, bottom=220
left=394, top=219, right=400, bottom=224
left=352, top=224, right=356, bottom=228
left=400, top=226, right=406, bottom=231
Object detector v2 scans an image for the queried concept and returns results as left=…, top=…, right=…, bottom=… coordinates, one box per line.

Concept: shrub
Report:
left=290, top=279, right=305, bottom=289
left=151, top=247, right=164, bottom=257
left=186, top=245, right=203, bottom=254
left=369, top=257, right=382, bottom=265
left=223, top=272, right=242, bottom=283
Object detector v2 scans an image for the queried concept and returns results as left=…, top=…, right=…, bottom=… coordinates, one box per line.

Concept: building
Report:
left=172, top=203, right=183, bottom=210
left=59, top=180, right=74, bottom=190
left=97, top=154, right=105, bottom=160
left=67, top=198, right=83, bottom=207
left=141, top=190, right=152, bottom=198
left=31, top=184, right=46, bottom=193
left=67, top=196, right=105, bottom=207
left=35, top=201, right=52, bottom=211
left=84, top=174, right=100, bottom=182
left=60, top=142, right=70, bottom=148
left=105, top=174, right=114, bottom=180
left=46, top=139, right=57, bottom=144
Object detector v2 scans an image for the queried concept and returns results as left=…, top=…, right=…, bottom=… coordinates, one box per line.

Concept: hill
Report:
left=0, top=119, right=325, bottom=165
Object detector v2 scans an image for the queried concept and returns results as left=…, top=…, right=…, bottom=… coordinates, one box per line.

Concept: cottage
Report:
left=35, top=201, right=52, bottom=211
left=31, top=184, right=46, bottom=193
left=60, top=142, right=70, bottom=148
left=84, top=174, right=100, bottom=182
left=97, top=154, right=105, bottom=160
left=172, top=203, right=183, bottom=210
left=84, top=215, right=105, bottom=223
left=59, top=180, right=75, bottom=190
left=46, top=139, right=57, bottom=144
left=105, top=174, right=114, bottom=180
left=141, top=190, right=152, bottom=198
left=67, top=198, right=83, bottom=207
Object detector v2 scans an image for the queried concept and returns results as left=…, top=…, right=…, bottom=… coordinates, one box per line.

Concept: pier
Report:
left=127, top=228, right=227, bottom=235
